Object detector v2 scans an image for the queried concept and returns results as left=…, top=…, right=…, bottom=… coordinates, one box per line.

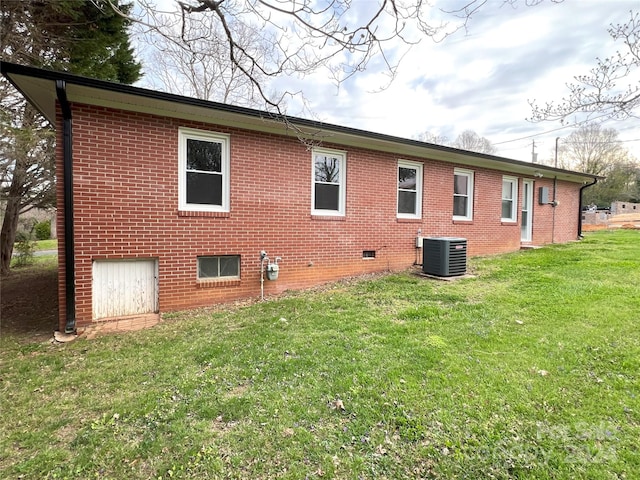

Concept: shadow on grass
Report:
left=1, top=258, right=58, bottom=342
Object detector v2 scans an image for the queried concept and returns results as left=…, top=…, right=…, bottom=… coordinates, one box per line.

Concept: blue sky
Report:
left=137, top=0, right=640, bottom=164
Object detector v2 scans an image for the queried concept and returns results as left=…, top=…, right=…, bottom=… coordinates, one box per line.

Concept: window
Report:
left=397, top=160, right=423, bottom=218
left=198, top=255, right=240, bottom=279
left=501, top=176, right=518, bottom=222
left=179, top=128, right=230, bottom=212
left=453, top=168, right=474, bottom=220
left=312, top=148, right=346, bottom=215
left=362, top=250, right=376, bottom=259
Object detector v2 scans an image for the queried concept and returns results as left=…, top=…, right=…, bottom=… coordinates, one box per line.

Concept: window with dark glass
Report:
left=501, top=176, right=518, bottom=221
left=198, top=255, right=240, bottom=279
left=397, top=160, right=423, bottom=218
left=186, top=139, right=223, bottom=206
left=179, top=128, right=229, bottom=212
left=453, top=169, right=473, bottom=220
left=398, top=167, right=417, bottom=214
left=312, top=149, right=345, bottom=215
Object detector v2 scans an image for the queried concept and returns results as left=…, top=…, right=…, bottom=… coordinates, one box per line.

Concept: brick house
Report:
left=2, top=62, right=598, bottom=334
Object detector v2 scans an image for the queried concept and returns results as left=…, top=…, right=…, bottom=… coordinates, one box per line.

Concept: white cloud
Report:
left=138, top=0, right=640, bottom=164
left=340, top=1, right=639, bottom=163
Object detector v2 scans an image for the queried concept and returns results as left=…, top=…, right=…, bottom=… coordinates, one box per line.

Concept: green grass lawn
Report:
left=1, top=230, right=639, bottom=479
left=10, top=239, right=57, bottom=268
left=35, top=239, right=58, bottom=251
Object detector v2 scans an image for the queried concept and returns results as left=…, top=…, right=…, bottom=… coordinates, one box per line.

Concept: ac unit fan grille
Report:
left=423, top=237, right=467, bottom=277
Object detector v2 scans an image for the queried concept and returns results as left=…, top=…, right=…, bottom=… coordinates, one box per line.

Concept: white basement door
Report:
left=92, top=259, right=159, bottom=320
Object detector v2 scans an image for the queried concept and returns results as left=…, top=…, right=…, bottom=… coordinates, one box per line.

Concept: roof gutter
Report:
left=578, top=177, right=598, bottom=239
left=56, top=80, right=76, bottom=334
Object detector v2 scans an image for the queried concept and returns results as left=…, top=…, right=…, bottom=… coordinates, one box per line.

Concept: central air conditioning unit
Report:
left=423, top=237, right=467, bottom=277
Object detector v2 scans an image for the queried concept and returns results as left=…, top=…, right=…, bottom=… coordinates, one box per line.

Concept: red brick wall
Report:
left=56, top=104, right=583, bottom=329
left=530, top=179, right=582, bottom=245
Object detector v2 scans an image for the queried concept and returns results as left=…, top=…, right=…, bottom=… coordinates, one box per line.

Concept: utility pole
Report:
left=554, top=137, right=560, bottom=168
left=531, top=139, right=538, bottom=163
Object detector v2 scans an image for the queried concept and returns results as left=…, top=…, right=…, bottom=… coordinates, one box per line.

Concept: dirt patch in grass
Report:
left=581, top=224, right=609, bottom=232
left=1, top=261, right=58, bottom=342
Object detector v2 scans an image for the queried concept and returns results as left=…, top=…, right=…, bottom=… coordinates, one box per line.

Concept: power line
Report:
left=493, top=113, right=618, bottom=146
left=562, top=138, right=640, bottom=145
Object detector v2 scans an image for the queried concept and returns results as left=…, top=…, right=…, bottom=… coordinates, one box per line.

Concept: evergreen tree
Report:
left=584, top=161, right=640, bottom=208
left=1, top=0, right=142, bottom=274
left=64, top=1, right=142, bottom=83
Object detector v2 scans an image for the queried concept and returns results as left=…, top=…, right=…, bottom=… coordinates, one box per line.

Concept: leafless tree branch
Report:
left=110, top=0, right=561, bottom=117
left=529, top=10, right=640, bottom=123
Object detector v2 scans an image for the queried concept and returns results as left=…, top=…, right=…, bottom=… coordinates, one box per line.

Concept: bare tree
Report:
left=529, top=10, right=639, bottom=123
left=112, top=0, right=560, bottom=113
left=550, top=124, right=640, bottom=206
left=415, top=129, right=496, bottom=154
left=559, top=123, right=639, bottom=206
left=557, top=123, right=626, bottom=175
left=416, top=131, right=450, bottom=146
left=452, top=130, right=497, bottom=154
left=137, top=12, right=278, bottom=105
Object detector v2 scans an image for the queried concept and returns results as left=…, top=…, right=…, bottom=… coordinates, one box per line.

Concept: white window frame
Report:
left=178, top=127, right=230, bottom=213
left=501, top=176, right=518, bottom=222
left=453, top=168, right=474, bottom=221
left=311, top=147, right=346, bottom=216
left=397, top=159, right=423, bottom=219
left=197, top=255, right=240, bottom=280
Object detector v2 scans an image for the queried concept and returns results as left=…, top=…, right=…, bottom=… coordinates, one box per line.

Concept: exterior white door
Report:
left=521, top=180, right=533, bottom=242
left=92, top=259, right=159, bottom=320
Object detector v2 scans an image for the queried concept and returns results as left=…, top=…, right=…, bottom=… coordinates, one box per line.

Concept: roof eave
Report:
left=1, top=61, right=599, bottom=184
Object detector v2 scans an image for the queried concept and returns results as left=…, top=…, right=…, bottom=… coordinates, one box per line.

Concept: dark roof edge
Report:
left=1, top=61, right=601, bottom=181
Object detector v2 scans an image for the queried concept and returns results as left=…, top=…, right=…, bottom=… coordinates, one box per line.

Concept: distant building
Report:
left=611, top=201, right=640, bottom=215
left=582, top=201, right=640, bottom=230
